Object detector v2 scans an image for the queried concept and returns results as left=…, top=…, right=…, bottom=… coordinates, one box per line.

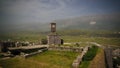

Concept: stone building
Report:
left=47, top=23, right=63, bottom=45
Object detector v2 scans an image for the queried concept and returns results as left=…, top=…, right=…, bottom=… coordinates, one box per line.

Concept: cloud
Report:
left=90, top=21, right=96, bottom=25
left=0, top=0, right=79, bottom=23
left=0, top=0, right=120, bottom=24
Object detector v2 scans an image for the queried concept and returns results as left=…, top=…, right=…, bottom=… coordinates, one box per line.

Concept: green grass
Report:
left=0, top=31, right=120, bottom=46
left=0, top=51, right=79, bottom=68
left=62, top=36, right=120, bottom=46
left=28, top=51, right=79, bottom=68
left=79, top=61, right=90, bottom=68
left=0, top=32, right=46, bottom=42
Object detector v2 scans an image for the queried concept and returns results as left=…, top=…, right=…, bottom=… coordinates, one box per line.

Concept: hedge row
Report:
left=83, top=46, right=98, bottom=61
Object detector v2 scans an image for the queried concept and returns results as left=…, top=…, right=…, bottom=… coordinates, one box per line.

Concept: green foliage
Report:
left=79, top=61, right=90, bottom=68
left=79, top=46, right=99, bottom=68
left=83, top=46, right=98, bottom=61
left=113, top=57, right=120, bottom=68
left=41, top=38, right=48, bottom=44
left=0, top=54, right=4, bottom=58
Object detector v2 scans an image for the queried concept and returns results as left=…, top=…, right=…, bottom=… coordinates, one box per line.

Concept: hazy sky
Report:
left=0, top=0, right=120, bottom=23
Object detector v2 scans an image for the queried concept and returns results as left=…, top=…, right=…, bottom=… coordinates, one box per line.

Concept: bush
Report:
left=113, top=57, right=120, bottom=68
left=83, top=46, right=98, bottom=61
left=41, top=38, right=48, bottom=44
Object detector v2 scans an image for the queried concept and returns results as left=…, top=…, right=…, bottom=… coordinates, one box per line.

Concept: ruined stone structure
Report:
left=0, top=41, right=17, bottom=52
left=72, top=46, right=89, bottom=68
left=113, top=48, right=120, bottom=57
left=49, top=46, right=83, bottom=52
left=47, top=23, right=62, bottom=45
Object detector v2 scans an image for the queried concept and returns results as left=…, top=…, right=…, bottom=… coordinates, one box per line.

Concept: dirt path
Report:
left=89, top=49, right=106, bottom=68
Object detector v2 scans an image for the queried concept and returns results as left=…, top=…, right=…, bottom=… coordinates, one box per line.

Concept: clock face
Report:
left=52, top=25, right=55, bottom=28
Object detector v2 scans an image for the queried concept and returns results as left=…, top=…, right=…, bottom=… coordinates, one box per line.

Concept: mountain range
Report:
left=1, top=13, right=120, bottom=32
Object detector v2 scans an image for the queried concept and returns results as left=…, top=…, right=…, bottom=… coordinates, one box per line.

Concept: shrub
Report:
left=83, top=46, right=98, bottom=61
left=41, top=38, right=48, bottom=44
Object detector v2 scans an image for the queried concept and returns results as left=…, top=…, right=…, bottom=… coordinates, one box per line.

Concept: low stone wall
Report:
left=72, top=46, right=89, bottom=68
left=48, top=46, right=83, bottom=52
left=22, top=48, right=48, bottom=58
left=104, top=48, right=113, bottom=68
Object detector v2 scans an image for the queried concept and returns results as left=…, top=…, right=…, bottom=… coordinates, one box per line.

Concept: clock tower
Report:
left=47, top=22, right=63, bottom=45
left=51, top=23, right=56, bottom=32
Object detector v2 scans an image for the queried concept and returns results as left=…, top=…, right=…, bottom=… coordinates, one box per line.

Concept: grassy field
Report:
left=0, top=51, right=79, bottom=68
left=0, top=30, right=120, bottom=46
left=79, top=61, right=90, bottom=68
left=62, top=36, right=120, bottom=46
left=0, top=32, right=120, bottom=46
left=0, top=30, right=119, bottom=68
left=0, top=32, right=46, bottom=42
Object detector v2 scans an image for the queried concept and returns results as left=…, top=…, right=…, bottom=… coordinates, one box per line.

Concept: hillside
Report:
left=55, top=13, right=120, bottom=31
left=0, top=13, right=120, bottom=32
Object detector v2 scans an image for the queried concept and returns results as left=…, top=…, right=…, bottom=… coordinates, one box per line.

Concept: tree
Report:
left=41, top=38, right=48, bottom=44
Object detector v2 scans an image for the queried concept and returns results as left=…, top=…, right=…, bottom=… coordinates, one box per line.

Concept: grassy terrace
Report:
left=0, top=51, right=79, bottom=68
